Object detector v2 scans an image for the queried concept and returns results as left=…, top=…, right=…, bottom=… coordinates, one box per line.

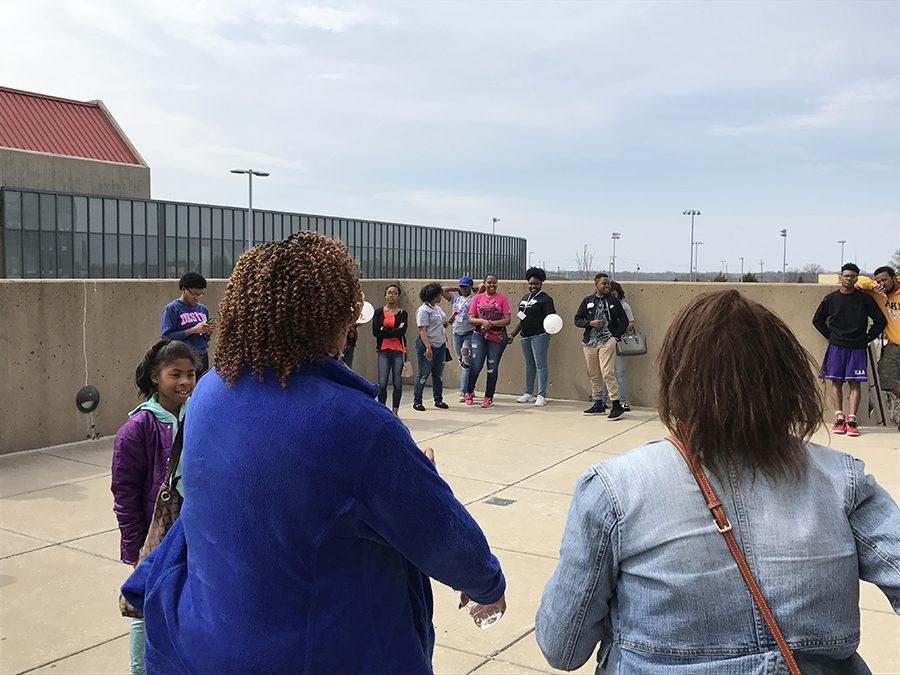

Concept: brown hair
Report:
left=214, top=232, right=362, bottom=387
left=657, top=290, right=822, bottom=479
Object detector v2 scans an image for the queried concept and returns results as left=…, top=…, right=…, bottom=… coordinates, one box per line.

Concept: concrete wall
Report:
left=0, top=279, right=871, bottom=454
left=0, top=148, right=150, bottom=199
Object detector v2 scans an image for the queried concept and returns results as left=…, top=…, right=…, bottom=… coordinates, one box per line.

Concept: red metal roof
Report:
left=0, top=86, right=142, bottom=165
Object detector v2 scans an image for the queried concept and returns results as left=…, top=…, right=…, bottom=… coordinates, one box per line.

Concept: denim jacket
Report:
left=536, top=440, right=900, bottom=674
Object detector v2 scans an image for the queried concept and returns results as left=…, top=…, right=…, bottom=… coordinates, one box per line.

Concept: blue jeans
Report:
left=377, top=350, right=404, bottom=409
left=130, top=617, right=146, bottom=675
left=467, top=332, right=507, bottom=399
left=520, top=332, right=551, bottom=397
left=452, top=331, right=474, bottom=394
left=601, top=354, right=628, bottom=405
left=414, top=338, right=446, bottom=405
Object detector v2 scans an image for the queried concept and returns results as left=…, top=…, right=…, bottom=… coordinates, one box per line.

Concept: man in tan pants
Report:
left=574, top=273, right=629, bottom=419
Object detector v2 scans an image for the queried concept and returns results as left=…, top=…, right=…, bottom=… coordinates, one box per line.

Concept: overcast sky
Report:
left=3, top=0, right=898, bottom=274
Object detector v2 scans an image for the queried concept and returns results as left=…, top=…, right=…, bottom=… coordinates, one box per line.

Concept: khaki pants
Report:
left=583, top=340, right=619, bottom=402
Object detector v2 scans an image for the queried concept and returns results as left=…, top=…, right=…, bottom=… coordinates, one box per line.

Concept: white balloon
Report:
left=543, top=313, right=563, bottom=334
left=357, top=301, right=375, bottom=324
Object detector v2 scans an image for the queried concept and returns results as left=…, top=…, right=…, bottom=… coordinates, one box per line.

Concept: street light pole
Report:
left=837, top=239, right=847, bottom=270
left=739, top=257, right=744, bottom=282
left=230, top=169, right=270, bottom=248
left=683, top=210, right=700, bottom=282
left=759, top=259, right=764, bottom=281
left=492, top=217, right=501, bottom=235
left=780, top=228, right=788, bottom=282
left=611, top=232, right=621, bottom=278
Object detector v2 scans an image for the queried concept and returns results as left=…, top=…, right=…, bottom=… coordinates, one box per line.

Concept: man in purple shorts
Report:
left=813, top=263, right=886, bottom=436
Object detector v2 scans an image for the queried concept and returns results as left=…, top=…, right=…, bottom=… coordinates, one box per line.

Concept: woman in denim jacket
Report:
left=537, top=290, right=900, bottom=674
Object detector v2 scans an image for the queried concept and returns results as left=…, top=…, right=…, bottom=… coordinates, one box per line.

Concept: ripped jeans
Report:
left=467, top=332, right=507, bottom=399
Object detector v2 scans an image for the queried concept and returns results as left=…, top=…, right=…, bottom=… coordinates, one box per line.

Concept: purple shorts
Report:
left=820, top=345, right=868, bottom=382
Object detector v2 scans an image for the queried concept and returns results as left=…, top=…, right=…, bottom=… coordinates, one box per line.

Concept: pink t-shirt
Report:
left=469, top=292, right=511, bottom=342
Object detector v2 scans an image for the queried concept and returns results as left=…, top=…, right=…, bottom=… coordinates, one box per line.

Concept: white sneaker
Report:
left=516, top=394, right=536, bottom=403
left=534, top=395, right=547, bottom=407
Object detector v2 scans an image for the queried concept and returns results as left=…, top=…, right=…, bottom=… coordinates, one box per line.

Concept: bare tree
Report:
left=801, top=263, right=824, bottom=276
left=575, top=244, right=595, bottom=280
left=891, top=248, right=900, bottom=269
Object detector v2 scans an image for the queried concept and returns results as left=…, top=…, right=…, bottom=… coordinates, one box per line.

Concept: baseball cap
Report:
left=459, top=276, right=474, bottom=287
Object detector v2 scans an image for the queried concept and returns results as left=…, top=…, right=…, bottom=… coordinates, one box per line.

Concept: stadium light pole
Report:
left=492, top=217, right=501, bottom=234
left=759, top=259, right=764, bottom=281
left=231, top=169, right=270, bottom=248
left=837, top=239, right=846, bottom=270
left=683, top=210, right=700, bottom=282
left=611, top=232, right=621, bottom=278
left=780, top=228, right=788, bottom=282
left=739, top=256, right=744, bottom=282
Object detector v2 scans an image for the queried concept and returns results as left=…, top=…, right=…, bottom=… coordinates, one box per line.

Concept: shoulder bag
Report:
left=616, top=333, right=647, bottom=356
left=118, top=420, right=186, bottom=619
left=667, top=433, right=800, bottom=675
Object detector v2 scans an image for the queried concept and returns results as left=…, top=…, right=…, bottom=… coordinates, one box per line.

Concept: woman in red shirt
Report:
left=466, top=274, right=512, bottom=408
left=373, top=284, right=409, bottom=415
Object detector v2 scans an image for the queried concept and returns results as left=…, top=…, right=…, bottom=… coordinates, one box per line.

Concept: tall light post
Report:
left=683, top=209, right=700, bottom=282
left=739, top=256, right=744, bottom=282
left=230, top=169, right=270, bottom=248
left=759, top=259, right=764, bottom=281
left=780, top=228, right=788, bottom=282
left=611, top=231, right=621, bottom=278
left=837, top=239, right=847, bottom=270
left=492, top=217, right=501, bottom=234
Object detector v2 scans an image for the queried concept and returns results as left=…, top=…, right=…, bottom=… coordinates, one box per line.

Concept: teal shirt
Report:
left=130, top=394, right=188, bottom=497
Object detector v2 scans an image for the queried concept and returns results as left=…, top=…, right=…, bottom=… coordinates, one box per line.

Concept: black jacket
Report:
left=812, top=289, right=886, bottom=349
left=574, top=293, right=629, bottom=344
left=372, top=308, right=408, bottom=351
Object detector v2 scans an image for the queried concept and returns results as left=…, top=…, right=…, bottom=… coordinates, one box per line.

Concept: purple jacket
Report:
left=111, top=410, right=176, bottom=565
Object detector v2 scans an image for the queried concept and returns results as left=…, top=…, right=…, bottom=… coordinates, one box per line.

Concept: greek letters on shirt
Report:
left=179, top=311, right=208, bottom=326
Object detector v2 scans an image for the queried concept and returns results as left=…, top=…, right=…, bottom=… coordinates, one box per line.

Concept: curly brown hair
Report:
left=214, top=232, right=362, bottom=386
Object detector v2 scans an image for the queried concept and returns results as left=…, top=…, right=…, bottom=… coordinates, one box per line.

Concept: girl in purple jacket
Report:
left=111, top=338, right=198, bottom=675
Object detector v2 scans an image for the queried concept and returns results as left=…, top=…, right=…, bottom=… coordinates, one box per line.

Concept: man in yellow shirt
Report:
left=857, top=266, right=900, bottom=418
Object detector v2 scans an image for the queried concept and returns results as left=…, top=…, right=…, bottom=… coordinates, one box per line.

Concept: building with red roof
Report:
left=0, top=86, right=149, bottom=198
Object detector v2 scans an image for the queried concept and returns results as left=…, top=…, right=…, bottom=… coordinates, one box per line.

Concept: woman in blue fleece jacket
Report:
left=122, top=233, right=507, bottom=674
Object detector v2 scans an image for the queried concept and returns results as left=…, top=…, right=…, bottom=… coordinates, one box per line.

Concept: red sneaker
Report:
left=464, top=393, right=474, bottom=405
left=846, top=419, right=860, bottom=437
left=480, top=397, right=494, bottom=408
left=832, top=417, right=847, bottom=434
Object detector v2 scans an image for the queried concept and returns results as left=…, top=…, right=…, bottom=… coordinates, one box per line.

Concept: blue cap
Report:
left=459, top=276, right=474, bottom=287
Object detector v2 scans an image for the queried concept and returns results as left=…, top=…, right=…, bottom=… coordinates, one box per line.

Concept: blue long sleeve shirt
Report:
left=160, top=299, right=210, bottom=354
left=122, top=358, right=505, bottom=674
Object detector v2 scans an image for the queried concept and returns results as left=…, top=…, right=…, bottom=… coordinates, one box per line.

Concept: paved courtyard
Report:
left=1, top=396, right=898, bottom=674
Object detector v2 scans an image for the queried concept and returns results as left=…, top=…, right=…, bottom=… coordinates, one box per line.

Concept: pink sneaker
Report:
left=464, top=393, right=474, bottom=405
left=480, top=397, right=493, bottom=408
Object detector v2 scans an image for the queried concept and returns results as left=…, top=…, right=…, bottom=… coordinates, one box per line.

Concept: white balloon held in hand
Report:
left=543, top=313, right=563, bottom=335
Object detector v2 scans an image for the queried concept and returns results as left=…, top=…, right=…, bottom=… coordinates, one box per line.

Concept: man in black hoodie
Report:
left=574, top=273, right=629, bottom=419
left=812, top=263, right=887, bottom=437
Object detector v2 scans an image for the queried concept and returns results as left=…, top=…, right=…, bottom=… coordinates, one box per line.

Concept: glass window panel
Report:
left=74, top=233, right=88, bottom=278
left=188, top=206, right=200, bottom=238
left=301, top=215, right=309, bottom=230
left=189, top=237, right=200, bottom=270
left=119, top=235, right=132, bottom=276
left=201, top=239, right=211, bottom=277
left=177, top=238, right=188, bottom=274
left=223, top=210, right=233, bottom=240
left=88, top=197, right=103, bottom=233
left=24, top=230, right=40, bottom=277
left=291, top=215, right=300, bottom=234
left=57, top=232, right=73, bottom=278
left=147, top=236, right=159, bottom=276
left=41, top=230, right=58, bottom=277
left=118, top=200, right=132, bottom=234
left=104, top=233, right=118, bottom=276
left=254, top=212, right=263, bottom=244
left=200, top=207, right=211, bottom=238
left=4, top=230, right=22, bottom=277
left=212, top=209, right=222, bottom=238
left=55, top=195, right=72, bottom=233
left=23, top=192, right=39, bottom=230
left=144, top=203, right=156, bottom=237
left=103, top=199, right=118, bottom=234
left=212, top=239, right=223, bottom=277
left=40, top=194, right=56, bottom=231
left=264, top=213, right=273, bottom=242
left=133, top=235, right=146, bottom=278
left=224, top=237, right=234, bottom=272
left=166, top=238, right=177, bottom=278
left=177, top=205, right=188, bottom=237
left=233, top=241, right=243, bottom=267
left=4, top=190, right=22, bottom=229
left=89, top=233, right=103, bottom=277
left=132, top=202, right=146, bottom=235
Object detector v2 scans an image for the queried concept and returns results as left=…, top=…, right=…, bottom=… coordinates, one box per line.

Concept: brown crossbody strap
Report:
left=667, top=434, right=801, bottom=675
